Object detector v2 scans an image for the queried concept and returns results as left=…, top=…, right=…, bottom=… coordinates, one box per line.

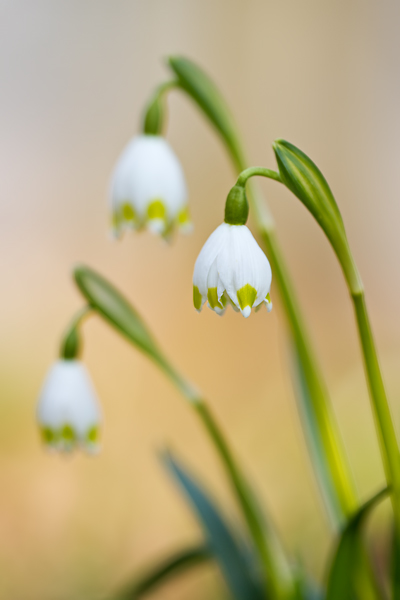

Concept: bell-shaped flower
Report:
left=37, top=360, right=101, bottom=454
left=110, top=135, right=191, bottom=238
left=193, top=223, right=272, bottom=317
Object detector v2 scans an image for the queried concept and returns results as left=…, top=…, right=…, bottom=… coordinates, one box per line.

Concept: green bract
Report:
left=273, top=140, right=362, bottom=294
left=168, top=56, right=245, bottom=171
left=74, top=265, right=163, bottom=366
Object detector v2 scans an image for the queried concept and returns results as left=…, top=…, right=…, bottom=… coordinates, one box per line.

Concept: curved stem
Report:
left=236, top=167, right=281, bottom=187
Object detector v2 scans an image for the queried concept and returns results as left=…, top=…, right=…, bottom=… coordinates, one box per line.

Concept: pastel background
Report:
left=1, top=1, right=400, bottom=598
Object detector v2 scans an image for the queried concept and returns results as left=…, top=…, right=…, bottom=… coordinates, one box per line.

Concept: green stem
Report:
left=261, top=227, right=358, bottom=517
left=236, top=167, right=282, bottom=186
left=155, top=357, right=291, bottom=599
left=236, top=171, right=359, bottom=522
left=352, top=291, right=400, bottom=542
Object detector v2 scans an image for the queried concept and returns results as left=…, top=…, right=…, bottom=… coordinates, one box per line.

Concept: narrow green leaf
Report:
left=74, top=265, right=164, bottom=366
left=168, top=56, right=245, bottom=171
left=194, top=403, right=294, bottom=599
left=115, top=544, right=211, bottom=599
left=326, top=487, right=389, bottom=600
left=272, top=140, right=362, bottom=293
left=162, top=451, right=265, bottom=600
left=272, top=140, right=344, bottom=237
left=291, top=346, right=356, bottom=526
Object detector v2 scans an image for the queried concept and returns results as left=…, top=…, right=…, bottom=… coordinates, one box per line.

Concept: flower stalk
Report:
left=166, top=56, right=357, bottom=526
left=272, top=138, right=400, bottom=598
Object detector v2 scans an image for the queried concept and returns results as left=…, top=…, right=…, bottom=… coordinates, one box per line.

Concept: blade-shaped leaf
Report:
left=162, top=451, right=265, bottom=600
left=74, top=265, right=164, bottom=366
left=115, top=544, right=211, bottom=599
left=272, top=140, right=344, bottom=236
left=168, top=55, right=245, bottom=171
left=326, top=487, right=389, bottom=600
left=272, top=140, right=362, bottom=294
left=290, top=346, right=354, bottom=526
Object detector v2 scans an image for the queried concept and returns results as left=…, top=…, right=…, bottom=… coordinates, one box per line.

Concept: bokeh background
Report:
left=1, top=1, right=400, bottom=598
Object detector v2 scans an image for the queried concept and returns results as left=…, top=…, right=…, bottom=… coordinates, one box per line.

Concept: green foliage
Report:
left=115, top=544, right=211, bottom=599
left=272, top=140, right=362, bottom=294
left=273, top=140, right=344, bottom=238
left=326, top=487, right=388, bottom=600
left=74, top=265, right=164, bottom=367
left=168, top=55, right=245, bottom=170
left=162, top=451, right=266, bottom=600
left=291, top=346, right=357, bottom=526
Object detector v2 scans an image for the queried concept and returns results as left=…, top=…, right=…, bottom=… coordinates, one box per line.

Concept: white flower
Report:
left=37, top=360, right=101, bottom=454
left=110, top=135, right=191, bottom=237
left=193, top=223, right=272, bottom=317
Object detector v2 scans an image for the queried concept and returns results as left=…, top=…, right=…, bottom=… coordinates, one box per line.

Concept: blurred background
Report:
left=1, top=0, right=400, bottom=598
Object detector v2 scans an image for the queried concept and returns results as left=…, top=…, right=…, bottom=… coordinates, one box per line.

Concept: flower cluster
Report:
left=110, top=135, right=192, bottom=238
left=193, top=222, right=272, bottom=318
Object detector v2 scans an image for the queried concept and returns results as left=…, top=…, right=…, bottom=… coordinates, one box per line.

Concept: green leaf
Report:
left=272, top=140, right=344, bottom=239
left=168, top=56, right=245, bottom=171
left=291, top=346, right=356, bottom=526
left=115, top=544, right=211, bottom=599
left=74, top=265, right=165, bottom=367
left=272, top=140, right=362, bottom=293
left=162, top=451, right=265, bottom=600
left=326, top=487, right=389, bottom=600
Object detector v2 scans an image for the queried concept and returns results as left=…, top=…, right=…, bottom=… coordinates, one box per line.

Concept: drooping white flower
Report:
left=193, top=223, right=272, bottom=317
left=110, top=135, right=191, bottom=237
left=37, top=360, right=101, bottom=454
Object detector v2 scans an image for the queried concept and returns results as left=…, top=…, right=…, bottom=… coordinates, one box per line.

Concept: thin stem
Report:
left=261, top=227, right=358, bottom=518
left=352, top=291, right=400, bottom=538
left=236, top=167, right=281, bottom=187
left=161, top=360, right=293, bottom=600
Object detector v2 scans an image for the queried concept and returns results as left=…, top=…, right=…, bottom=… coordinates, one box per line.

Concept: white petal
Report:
left=217, top=225, right=272, bottom=311
left=193, top=223, right=229, bottom=298
left=147, top=218, right=166, bottom=235
left=37, top=360, right=101, bottom=446
left=110, top=135, right=187, bottom=222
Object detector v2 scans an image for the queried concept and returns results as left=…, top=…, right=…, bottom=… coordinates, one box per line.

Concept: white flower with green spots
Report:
left=193, top=223, right=272, bottom=317
left=37, top=360, right=101, bottom=454
left=110, top=135, right=191, bottom=238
